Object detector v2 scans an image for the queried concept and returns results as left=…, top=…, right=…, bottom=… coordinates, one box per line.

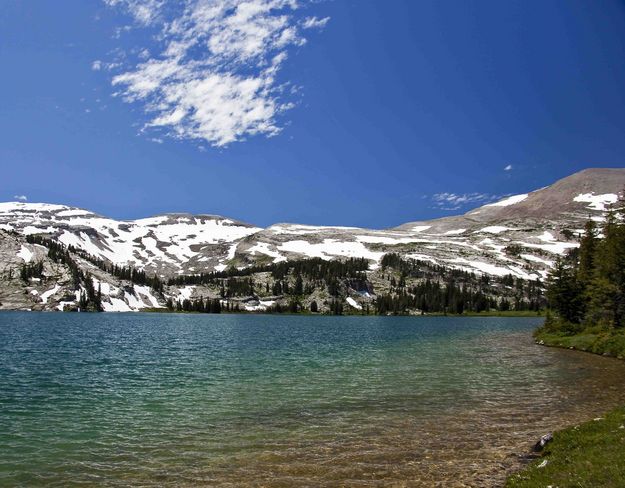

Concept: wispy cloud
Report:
left=102, top=0, right=329, bottom=147
left=302, top=16, right=330, bottom=29
left=504, top=164, right=513, bottom=171
left=104, top=0, right=165, bottom=25
left=431, top=192, right=502, bottom=211
left=13, top=195, right=28, bottom=202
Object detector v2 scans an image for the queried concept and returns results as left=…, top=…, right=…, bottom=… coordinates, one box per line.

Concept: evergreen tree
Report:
left=577, top=219, right=598, bottom=286
left=546, top=257, right=583, bottom=324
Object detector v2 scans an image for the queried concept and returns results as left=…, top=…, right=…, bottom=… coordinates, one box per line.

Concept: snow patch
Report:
left=244, top=299, right=275, bottom=311
left=177, top=285, right=196, bottom=302
left=278, top=239, right=384, bottom=266
left=57, top=301, right=75, bottom=311
left=521, top=254, right=554, bottom=266
left=17, top=245, right=33, bottom=263
left=356, top=235, right=420, bottom=245
left=485, top=194, right=528, bottom=207
left=103, top=297, right=134, bottom=312
left=135, top=285, right=162, bottom=308
left=405, top=253, right=439, bottom=264
left=447, top=258, right=537, bottom=280
left=573, top=192, right=618, bottom=211
left=346, top=297, right=362, bottom=310
left=40, top=284, right=61, bottom=304
left=246, top=242, right=287, bottom=263
left=518, top=241, right=578, bottom=255
left=268, top=224, right=361, bottom=235
left=56, top=209, right=92, bottom=217
left=536, top=231, right=555, bottom=242
left=478, top=226, right=510, bottom=234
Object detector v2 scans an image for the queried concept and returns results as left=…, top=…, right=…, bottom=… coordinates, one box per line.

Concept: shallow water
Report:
left=1, top=312, right=625, bottom=487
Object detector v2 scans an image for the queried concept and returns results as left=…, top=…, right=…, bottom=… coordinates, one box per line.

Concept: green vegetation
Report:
left=167, top=257, right=369, bottom=288
left=536, top=190, right=625, bottom=356
left=20, top=261, right=44, bottom=282
left=519, top=192, right=625, bottom=486
left=506, top=407, right=625, bottom=487
left=165, top=296, right=227, bottom=313
left=452, top=309, right=545, bottom=317
left=165, top=257, right=370, bottom=315
left=374, top=253, right=545, bottom=315
left=535, top=328, right=625, bottom=359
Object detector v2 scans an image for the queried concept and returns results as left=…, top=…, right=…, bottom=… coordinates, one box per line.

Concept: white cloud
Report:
left=13, top=195, right=28, bottom=202
left=504, top=164, right=513, bottom=171
left=302, top=16, right=330, bottom=29
left=103, top=0, right=329, bottom=147
left=104, top=0, right=165, bottom=25
left=431, top=192, right=502, bottom=210
left=92, top=59, right=122, bottom=72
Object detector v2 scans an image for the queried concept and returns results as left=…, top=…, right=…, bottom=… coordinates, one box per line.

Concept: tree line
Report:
left=546, top=193, right=625, bottom=331
left=376, top=253, right=545, bottom=315
left=26, top=234, right=164, bottom=292
left=20, top=237, right=103, bottom=311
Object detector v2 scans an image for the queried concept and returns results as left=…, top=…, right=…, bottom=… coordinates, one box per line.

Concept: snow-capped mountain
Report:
left=0, top=206, right=261, bottom=276
left=1, top=168, right=623, bottom=312
left=1, top=168, right=623, bottom=280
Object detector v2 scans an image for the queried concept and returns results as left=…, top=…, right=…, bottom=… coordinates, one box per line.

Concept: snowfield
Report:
left=573, top=192, right=618, bottom=211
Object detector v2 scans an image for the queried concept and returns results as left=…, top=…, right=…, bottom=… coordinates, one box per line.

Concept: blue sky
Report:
left=2, top=0, right=625, bottom=228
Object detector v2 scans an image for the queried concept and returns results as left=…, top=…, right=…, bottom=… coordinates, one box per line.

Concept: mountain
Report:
left=1, top=168, right=623, bottom=313
left=0, top=206, right=261, bottom=276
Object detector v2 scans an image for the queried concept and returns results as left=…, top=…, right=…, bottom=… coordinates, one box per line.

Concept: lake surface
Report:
left=1, top=313, right=625, bottom=487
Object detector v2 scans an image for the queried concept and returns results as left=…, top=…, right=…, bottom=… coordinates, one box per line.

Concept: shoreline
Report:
left=506, top=332, right=625, bottom=486
left=534, top=328, right=625, bottom=361
left=506, top=405, right=625, bottom=487
left=0, top=307, right=545, bottom=318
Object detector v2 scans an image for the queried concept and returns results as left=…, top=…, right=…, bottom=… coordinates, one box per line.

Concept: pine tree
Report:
left=577, top=219, right=598, bottom=286
left=294, top=274, right=303, bottom=295
left=546, top=257, right=583, bottom=324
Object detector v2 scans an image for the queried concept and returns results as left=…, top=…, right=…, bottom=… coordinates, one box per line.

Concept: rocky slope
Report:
left=0, top=168, right=623, bottom=312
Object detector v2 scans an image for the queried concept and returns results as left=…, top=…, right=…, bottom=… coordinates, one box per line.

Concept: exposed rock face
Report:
left=0, top=229, right=165, bottom=312
left=1, top=168, right=624, bottom=312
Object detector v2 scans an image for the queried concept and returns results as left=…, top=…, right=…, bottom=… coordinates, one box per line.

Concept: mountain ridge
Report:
left=1, top=168, right=624, bottom=312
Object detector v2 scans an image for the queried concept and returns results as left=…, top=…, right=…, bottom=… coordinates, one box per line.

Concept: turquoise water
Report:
left=1, top=313, right=625, bottom=487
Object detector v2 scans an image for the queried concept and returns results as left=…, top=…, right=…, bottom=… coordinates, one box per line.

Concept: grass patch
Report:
left=535, top=329, right=625, bottom=359
left=462, top=310, right=545, bottom=317
left=424, top=310, right=545, bottom=318
left=506, top=407, right=625, bottom=487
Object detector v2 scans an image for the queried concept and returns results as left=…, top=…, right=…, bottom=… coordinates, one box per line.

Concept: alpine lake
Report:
left=2, top=312, right=625, bottom=487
